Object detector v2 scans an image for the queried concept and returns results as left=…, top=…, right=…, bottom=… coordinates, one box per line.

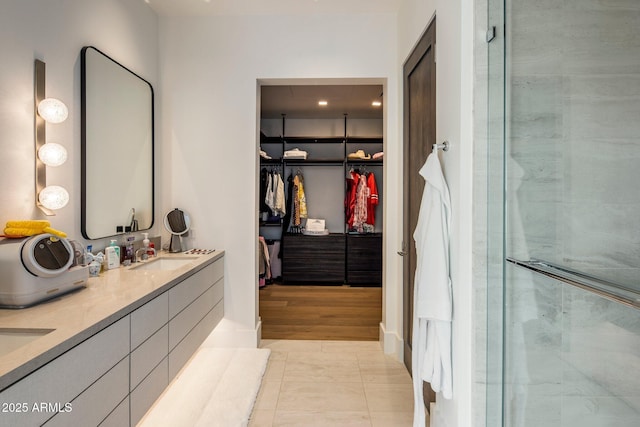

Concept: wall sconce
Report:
left=35, top=59, right=69, bottom=215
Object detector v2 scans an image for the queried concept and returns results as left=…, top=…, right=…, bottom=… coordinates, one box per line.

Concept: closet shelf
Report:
left=283, top=137, right=345, bottom=144
left=259, top=221, right=282, bottom=227
left=260, top=158, right=283, bottom=165
left=346, top=159, right=383, bottom=165
left=284, top=158, right=345, bottom=165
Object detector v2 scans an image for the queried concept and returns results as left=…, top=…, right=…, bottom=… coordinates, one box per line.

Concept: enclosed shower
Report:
left=486, top=0, right=640, bottom=426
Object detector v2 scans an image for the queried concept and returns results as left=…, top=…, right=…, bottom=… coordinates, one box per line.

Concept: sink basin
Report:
left=0, top=328, right=54, bottom=358
left=131, top=257, right=199, bottom=271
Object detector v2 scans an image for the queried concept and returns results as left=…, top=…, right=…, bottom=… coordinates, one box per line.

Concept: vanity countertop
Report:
left=0, top=250, right=224, bottom=391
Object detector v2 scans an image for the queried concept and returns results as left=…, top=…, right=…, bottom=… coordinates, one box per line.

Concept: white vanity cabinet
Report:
left=0, top=317, right=130, bottom=427
left=0, top=253, right=224, bottom=427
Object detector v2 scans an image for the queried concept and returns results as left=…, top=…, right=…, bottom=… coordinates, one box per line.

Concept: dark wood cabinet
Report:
left=281, top=233, right=382, bottom=286
left=282, top=234, right=345, bottom=284
left=346, top=234, right=382, bottom=286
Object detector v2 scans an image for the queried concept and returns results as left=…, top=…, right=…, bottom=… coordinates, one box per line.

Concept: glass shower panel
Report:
left=488, top=0, right=640, bottom=425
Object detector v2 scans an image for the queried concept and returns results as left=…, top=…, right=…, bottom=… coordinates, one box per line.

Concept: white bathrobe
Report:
left=412, top=150, right=453, bottom=427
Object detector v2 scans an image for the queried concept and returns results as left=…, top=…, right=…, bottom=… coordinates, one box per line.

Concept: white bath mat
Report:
left=138, top=348, right=270, bottom=427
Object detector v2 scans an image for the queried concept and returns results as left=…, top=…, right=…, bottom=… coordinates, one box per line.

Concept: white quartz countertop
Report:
left=0, top=250, right=224, bottom=391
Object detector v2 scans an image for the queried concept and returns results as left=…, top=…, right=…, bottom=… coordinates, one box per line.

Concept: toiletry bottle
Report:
left=122, top=226, right=134, bottom=264
left=105, top=246, right=120, bottom=269
left=142, top=233, right=150, bottom=249
left=116, top=226, right=125, bottom=263
left=147, top=242, right=155, bottom=256
left=110, top=239, right=121, bottom=260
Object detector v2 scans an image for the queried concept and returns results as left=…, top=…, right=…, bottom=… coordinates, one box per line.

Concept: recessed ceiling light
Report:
left=318, top=100, right=328, bottom=106
left=372, top=101, right=382, bottom=107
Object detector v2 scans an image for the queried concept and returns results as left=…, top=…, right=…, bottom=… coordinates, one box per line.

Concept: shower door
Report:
left=486, top=0, right=640, bottom=426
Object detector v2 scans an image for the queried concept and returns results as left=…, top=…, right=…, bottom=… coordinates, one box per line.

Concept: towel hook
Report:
left=432, top=141, right=449, bottom=152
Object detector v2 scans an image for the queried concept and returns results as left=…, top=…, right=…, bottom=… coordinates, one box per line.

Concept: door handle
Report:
left=397, top=251, right=407, bottom=256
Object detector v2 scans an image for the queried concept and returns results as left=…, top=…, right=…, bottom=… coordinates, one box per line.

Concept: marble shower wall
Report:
left=503, top=0, right=640, bottom=426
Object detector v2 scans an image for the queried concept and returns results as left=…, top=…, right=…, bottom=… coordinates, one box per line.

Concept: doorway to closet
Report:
left=257, top=81, right=384, bottom=341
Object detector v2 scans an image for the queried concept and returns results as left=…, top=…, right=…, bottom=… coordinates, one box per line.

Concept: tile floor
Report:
left=249, top=340, right=424, bottom=427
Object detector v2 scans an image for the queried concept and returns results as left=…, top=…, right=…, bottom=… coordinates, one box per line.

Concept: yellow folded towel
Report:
left=4, top=220, right=67, bottom=238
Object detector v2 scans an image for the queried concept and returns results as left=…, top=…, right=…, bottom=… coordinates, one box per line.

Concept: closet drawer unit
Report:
left=346, top=234, right=382, bottom=286
left=282, top=234, right=346, bottom=283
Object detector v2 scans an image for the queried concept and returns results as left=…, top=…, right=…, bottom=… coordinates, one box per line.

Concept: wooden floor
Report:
left=259, top=284, right=382, bottom=341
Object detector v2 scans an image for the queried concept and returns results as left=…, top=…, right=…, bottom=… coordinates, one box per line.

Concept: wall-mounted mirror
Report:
left=81, top=46, right=154, bottom=240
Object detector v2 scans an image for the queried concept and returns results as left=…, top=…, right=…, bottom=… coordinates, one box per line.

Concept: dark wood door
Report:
left=402, top=18, right=437, bottom=404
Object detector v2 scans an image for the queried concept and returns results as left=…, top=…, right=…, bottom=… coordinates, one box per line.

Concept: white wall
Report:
left=0, top=0, right=160, bottom=249
left=398, top=0, right=475, bottom=426
left=159, top=13, right=400, bottom=347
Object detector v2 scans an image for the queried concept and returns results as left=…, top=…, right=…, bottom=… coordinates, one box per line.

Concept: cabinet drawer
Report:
left=169, top=260, right=223, bottom=319
left=282, top=234, right=345, bottom=283
left=130, top=356, right=168, bottom=426
left=131, top=325, right=169, bottom=389
left=346, top=234, right=382, bottom=285
left=169, top=299, right=223, bottom=380
left=43, top=356, right=129, bottom=427
left=131, top=291, right=168, bottom=350
left=98, top=397, right=129, bottom=427
left=169, top=278, right=222, bottom=350
left=0, top=316, right=130, bottom=427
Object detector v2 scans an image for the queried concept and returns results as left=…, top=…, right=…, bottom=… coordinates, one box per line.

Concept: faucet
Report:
left=135, top=247, right=156, bottom=262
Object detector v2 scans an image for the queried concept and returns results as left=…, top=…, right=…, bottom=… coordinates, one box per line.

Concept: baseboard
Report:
left=201, top=318, right=261, bottom=348
left=379, top=322, right=404, bottom=362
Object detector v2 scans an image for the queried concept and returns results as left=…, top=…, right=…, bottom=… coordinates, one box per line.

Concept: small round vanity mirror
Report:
left=163, top=209, right=190, bottom=253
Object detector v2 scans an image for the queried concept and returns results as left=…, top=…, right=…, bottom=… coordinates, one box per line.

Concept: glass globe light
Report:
left=37, top=98, right=68, bottom=124
left=39, top=185, right=69, bottom=210
left=38, top=143, right=67, bottom=167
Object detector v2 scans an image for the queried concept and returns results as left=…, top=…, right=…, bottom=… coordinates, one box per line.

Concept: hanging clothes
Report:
left=265, top=172, right=275, bottom=213
left=290, top=171, right=308, bottom=230
left=266, top=240, right=282, bottom=280
left=345, top=170, right=359, bottom=229
left=279, top=173, right=295, bottom=256
left=353, top=174, right=368, bottom=232
left=295, top=172, right=307, bottom=219
left=258, top=236, right=271, bottom=288
left=345, top=170, right=379, bottom=232
left=259, top=168, right=269, bottom=214
left=412, top=149, right=453, bottom=427
left=366, top=172, right=379, bottom=226
left=273, top=172, right=286, bottom=217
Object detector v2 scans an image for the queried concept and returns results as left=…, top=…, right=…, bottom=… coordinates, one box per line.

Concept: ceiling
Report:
left=143, top=0, right=401, bottom=16
left=261, top=85, right=383, bottom=119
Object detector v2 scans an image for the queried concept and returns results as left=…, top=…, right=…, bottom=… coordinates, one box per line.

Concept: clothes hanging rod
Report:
left=506, top=258, right=640, bottom=310
left=433, top=141, right=449, bottom=152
